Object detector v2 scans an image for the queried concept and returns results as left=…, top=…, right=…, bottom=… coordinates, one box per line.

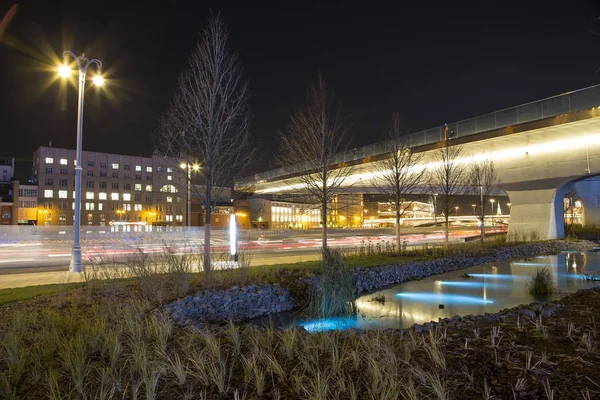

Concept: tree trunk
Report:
left=480, top=217, right=485, bottom=246
left=395, top=204, right=401, bottom=254
left=322, top=194, right=328, bottom=252
left=203, top=184, right=212, bottom=274
left=444, top=214, right=449, bottom=251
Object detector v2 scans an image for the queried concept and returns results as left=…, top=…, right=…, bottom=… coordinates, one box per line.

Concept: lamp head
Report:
left=92, top=74, right=104, bottom=86
left=58, top=65, right=71, bottom=78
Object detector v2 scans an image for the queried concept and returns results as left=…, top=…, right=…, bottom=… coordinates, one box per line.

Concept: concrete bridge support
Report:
left=506, top=188, right=564, bottom=241
left=573, top=178, right=600, bottom=226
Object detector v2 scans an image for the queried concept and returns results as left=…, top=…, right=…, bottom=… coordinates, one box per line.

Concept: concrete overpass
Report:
left=236, top=85, right=600, bottom=240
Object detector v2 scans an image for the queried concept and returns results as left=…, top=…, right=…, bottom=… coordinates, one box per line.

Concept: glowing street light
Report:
left=489, top=198, right=496, bottom=226
left=180, top=162, right=201, bottom=227
left=58, top=51, right=104, bottom=273
left=58, top=65, right=71, bottom=78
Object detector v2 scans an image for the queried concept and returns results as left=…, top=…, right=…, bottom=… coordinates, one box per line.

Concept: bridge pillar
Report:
left=506, top=188, right=564, bottom=241
left=573, top=178, right=600, bottom=226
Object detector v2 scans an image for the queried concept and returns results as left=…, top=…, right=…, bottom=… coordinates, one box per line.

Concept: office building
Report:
left=32, top=146, right=188, bottom=226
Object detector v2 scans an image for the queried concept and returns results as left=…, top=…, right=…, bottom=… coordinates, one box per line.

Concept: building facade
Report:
left=32, top=147, right=188, bottom=226
left=16, top=184, right=38, bottom=224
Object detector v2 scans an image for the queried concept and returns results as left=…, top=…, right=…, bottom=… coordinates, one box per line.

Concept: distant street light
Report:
left=455, top=206, right=459, bottom=216
left=489, top=198, right=496, bottom=226
left=180, top=162, right=201, bottom=227
left=58, top=51, right=104, bottom=273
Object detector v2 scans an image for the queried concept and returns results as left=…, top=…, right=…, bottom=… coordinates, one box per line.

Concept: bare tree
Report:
left=469, top=159, right=499, bottom=245
left=371, top=114, right=424, bottom=252
left=154, top=15, right=253, bottom=273
left=428, top=142, right=467, bottom=251
left=278, top=75, right=352, bottom=252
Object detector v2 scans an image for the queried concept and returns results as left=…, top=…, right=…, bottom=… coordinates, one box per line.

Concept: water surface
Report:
left=257, top=252, right=600, bottom=332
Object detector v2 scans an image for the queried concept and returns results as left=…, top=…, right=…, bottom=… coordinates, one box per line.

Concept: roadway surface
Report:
left=0, top=227, right=505, bottom=289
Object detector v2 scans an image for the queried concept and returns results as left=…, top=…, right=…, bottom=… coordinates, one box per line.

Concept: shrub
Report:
left=309, top=248, right=357, bottom=318
left=527, top=268, right=556, bottom=296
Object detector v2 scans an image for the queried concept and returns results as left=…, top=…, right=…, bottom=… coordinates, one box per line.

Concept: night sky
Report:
left=1, top=0, right=600, bottom=177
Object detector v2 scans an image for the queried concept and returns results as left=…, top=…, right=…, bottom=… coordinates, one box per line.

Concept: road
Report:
left=0, top=227, right=505, bottom=289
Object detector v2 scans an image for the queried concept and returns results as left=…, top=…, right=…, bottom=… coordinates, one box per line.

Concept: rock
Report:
left=519, top=309, right=537, bottom=319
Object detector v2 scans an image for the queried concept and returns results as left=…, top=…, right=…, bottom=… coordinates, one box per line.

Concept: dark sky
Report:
left=1, top=0, right=600, bottom=175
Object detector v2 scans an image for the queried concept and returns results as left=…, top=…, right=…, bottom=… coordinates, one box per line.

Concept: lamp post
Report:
left=455, top=206, right=459, bottom=216
left=180, top=163, right=200, bottom=227
left=489, top=198, right=496, bottom=226
left=58, top=52, right=104, bottom=273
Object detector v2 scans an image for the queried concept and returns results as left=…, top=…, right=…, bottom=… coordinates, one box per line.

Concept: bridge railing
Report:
left=238, top=84, right=600, bottom=188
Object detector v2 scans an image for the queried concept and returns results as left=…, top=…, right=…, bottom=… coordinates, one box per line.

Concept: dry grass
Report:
left=1, top=284, right=600, bottom=399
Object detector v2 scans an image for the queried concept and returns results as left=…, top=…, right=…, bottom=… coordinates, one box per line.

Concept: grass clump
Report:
left=308, top=248, right=357, bottom=318
left=527, top=268, right=557, bottom=296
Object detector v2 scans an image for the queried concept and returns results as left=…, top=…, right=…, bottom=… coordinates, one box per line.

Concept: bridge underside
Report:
left=245, top=109, right=600, bottom=240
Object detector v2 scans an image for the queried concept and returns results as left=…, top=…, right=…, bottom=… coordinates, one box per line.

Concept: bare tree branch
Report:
left=428, top=142, right=467, bottom=251
left=370, top=113, right=425, bottom=252
left=468, top=159, right=500, bottom=245
left=154, top=14, right=254, bottom=273
left=277, top=75, right=353, bottom=252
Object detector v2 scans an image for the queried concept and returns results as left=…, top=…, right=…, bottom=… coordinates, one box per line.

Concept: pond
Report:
left=255, top=251, right=600, bottom=332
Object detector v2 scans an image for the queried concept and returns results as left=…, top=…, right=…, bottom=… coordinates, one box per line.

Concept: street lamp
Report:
left=489, top=198, right=496, bottom=226
left=180, top=162, right=200, bottom=227
left=455, top=206, right=459, bottom=216
left=58, top=52, right=103, bottom=273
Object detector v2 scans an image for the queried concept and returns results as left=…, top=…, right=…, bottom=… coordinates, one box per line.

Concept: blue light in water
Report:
left=395, top=292, right=494, bottom=304
left=297, top=316, right=359, bottom=333
left=437, top=281, right=497, bottom=288
left=469, top=273, right=526, bottom=280
left=512, top=262, right=551, bottom=267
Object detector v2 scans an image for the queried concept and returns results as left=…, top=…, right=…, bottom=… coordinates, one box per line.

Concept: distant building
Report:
left=16, top=184, right=38, bottom=225
left=0, top=157, right=14, bottom=184
left=32, top=146, right=188, bottom=226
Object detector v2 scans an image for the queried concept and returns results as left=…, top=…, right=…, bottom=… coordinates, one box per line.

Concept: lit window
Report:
left=85, top=202, right=95, bottom=211
left=134, top=204, right=142, bottom=211
left=176, top=215, right=183, bottom=222
left=45, top=157, right=54, bottom=164
left=146, top=167, right=152, bottom=173
left=166, top=215, right=173, bottom=222
left=58, top=190, right=67, bottom=199
left=60, top=158, right=67, bottom=165
left=111, top=193, right=119, bottom=201
left=123, top=204, right=131, bottom=211
left=135, top=165, right=142, bottom=172
left=112, top=163, right=119, bottom=169
left=166, top=197, right=172, bottom=202
left=123, top=193, right=131, bottom=201
left=99, top=192, right=107, bottom=200
left=167, top=175, right=172, bottom=181
left=167, top=167, right=173, bottom=173
left=146, top=185, right=152, bottom=191
left=135, top=184, right=142, bottom=191
left=44, top=190, right=53, bottom=198
left=98, top=203, right=104, bottom=211
left=86, top=192, right=94, bottom=200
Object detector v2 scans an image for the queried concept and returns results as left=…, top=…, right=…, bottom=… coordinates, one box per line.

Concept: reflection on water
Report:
left=272, top=251, right=600, bottom=333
